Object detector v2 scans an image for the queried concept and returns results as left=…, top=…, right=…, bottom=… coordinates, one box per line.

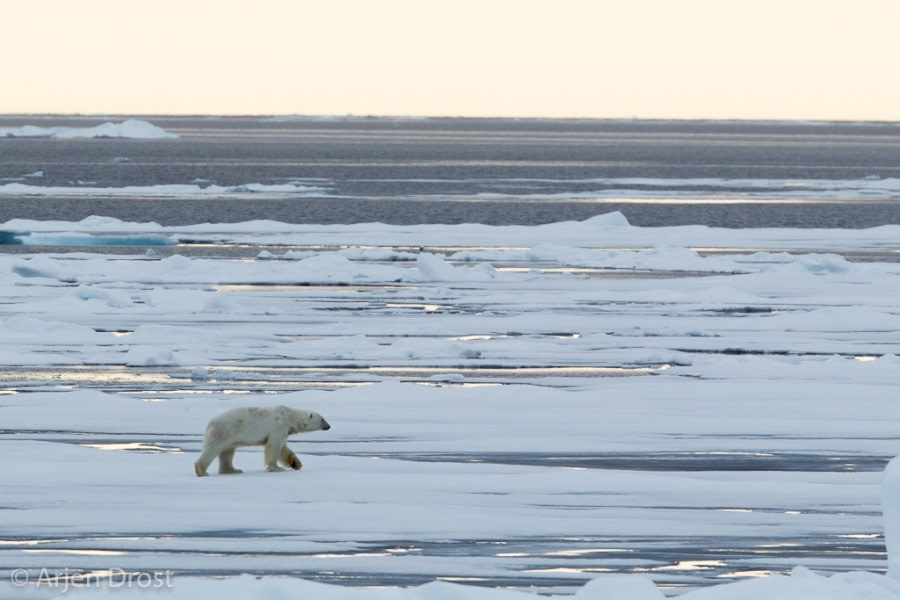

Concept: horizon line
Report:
left=2, top=112, right=899, bottom=126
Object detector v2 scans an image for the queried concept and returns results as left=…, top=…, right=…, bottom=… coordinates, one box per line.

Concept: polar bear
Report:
left=194, top=406, right=330, bottom=477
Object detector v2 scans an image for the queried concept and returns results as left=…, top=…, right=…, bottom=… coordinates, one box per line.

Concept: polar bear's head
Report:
left=285, top=407, right=331, bottom=434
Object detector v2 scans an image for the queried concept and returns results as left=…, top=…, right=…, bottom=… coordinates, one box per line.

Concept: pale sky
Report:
left=4, top=0, right=899, bottom=120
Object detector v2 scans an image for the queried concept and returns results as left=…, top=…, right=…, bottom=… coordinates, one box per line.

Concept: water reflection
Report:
left=655, top=559, right=726, bottom=571
left=23, top=549, right=127, bottom=556
left=717, top=569, right=777, bottom=579
left=81, top=442, right=182, bottom=453
left=0, top=532, right=884, bottom=593
left=0, top=363, right=656, bottom=395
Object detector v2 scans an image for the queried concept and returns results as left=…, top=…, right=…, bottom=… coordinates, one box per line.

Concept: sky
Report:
left=4, top=0, right=899, bottom=121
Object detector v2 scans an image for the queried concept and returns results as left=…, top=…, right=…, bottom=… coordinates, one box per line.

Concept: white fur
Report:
left=194, top=406, right=330, bottom=477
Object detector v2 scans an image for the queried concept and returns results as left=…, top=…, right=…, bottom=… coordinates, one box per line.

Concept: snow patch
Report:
left=70, top=285, right=134, bottom=308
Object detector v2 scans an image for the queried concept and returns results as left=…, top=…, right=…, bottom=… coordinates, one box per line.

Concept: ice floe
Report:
left=0, top=119, right=177, bottom=139
left=2, top=211, right=900, bottom=249
left=0, top=181, right=331, bottom=198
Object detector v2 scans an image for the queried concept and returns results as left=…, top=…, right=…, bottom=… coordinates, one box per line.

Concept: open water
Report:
left=1, top=116, right=899, bottom=228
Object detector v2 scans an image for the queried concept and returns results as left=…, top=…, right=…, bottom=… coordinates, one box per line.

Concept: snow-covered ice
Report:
left=2, top=213, right=900, bottom=598
left=0, top=119, right=177, bottom=140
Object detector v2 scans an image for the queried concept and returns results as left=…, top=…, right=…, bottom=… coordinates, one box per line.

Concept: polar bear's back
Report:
left=206, top=406, right=292, bottom=446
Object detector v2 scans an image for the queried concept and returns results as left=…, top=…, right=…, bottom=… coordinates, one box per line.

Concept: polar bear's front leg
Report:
left=279, top=445, right=303, bottom=470
left=218, top=448, right=243, bottom=474
left=264, top=435, right=286, bottom=472
left=194, top=460, right=209, bottom=477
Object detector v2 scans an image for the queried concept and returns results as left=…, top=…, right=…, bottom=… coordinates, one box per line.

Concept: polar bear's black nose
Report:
left=321, top=419, right=331, bottom=430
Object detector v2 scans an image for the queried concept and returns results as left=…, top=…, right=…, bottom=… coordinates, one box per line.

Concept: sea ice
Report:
left=2, top=213, right=900, bottom=599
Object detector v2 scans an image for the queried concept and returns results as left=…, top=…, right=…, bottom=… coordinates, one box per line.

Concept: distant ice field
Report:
left=0, top=116, right=899, bottom=227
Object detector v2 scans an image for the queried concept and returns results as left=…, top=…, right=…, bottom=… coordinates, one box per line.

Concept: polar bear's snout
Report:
left=321, top=419, right=331, bottom=431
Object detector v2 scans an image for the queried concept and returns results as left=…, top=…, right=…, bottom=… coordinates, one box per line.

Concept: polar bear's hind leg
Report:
left=194, top=442, right=221, bottom=477
left=264, top=436, right=286, bottom=472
